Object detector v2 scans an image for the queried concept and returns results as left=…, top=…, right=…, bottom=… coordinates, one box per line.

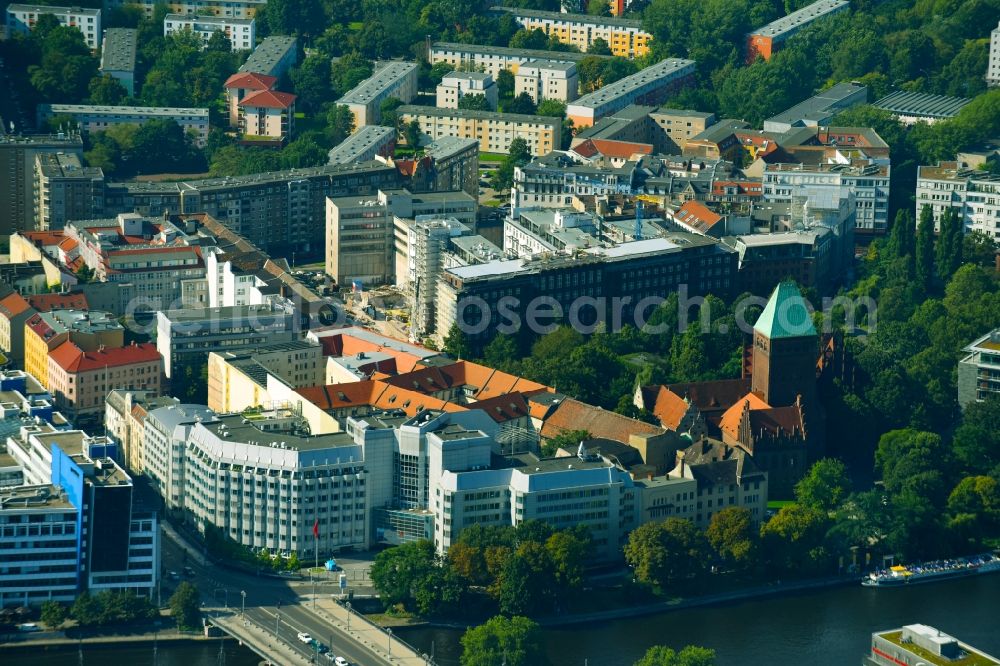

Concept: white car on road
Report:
left=297, top=632, right=312, bottom=644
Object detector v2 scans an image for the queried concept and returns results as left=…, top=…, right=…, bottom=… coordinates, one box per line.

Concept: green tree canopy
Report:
left=705, top=507, right=759, bottom=570
left=169, top=581, right=201, bottom=630
left=794, top=459, right=852, bottom=512
left=460, top=615, right=546, bottom=666
left=634, top=645, right=717, bottom=666
left=623, top=518, right=709, bottom=590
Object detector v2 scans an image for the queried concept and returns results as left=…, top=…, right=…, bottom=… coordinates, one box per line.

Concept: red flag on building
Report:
left=313, top=518, right=319, bottom=539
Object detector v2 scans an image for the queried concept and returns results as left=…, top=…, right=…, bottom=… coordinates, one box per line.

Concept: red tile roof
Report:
left=650, top=387, right=690, bottom=431
left=224, top=72, right=277, bottom=91
left=0, top=292, right=33, bottom=319
left=239, top=89, right=296, bottom=109
left=49, top=341, right=161, bottom=373
left=27, top=292, right=89, bottom=313
left=573, top=138, right=653, bottom=160
left=672, top=200, right=723, bottom=232
left=540, top=397, right=664, bottom=442
left=19, top=231, right=65, bottom=246
left=58, top=238, right=79, bottom=252
left=719, top=392, right=771, bottom=440
left=711, top=180, right=763, bottom=197
left=666, top=378, right=751, bottom=414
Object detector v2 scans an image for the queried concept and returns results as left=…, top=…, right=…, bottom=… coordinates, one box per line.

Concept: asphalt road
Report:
left=161, top=530, right=385, bottom=665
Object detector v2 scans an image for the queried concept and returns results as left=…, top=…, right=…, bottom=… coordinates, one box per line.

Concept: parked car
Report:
left=183, top=566, right=195, bottom=577
left=167, top=570, right=180, bottom=581
left=323, top=653, right=337, bottom=662
left=297, top=632, right=312, bottom=644
left=17, top=623, right=40, bottom=632
left=335, top=657, right=350, bottom=666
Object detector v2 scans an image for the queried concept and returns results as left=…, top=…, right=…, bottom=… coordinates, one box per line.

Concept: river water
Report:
left=399, top=573, right=1000, bottom=665
left=7, top=575, right=1000, bottom=665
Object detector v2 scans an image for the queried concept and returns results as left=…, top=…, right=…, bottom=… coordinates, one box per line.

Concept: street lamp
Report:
left=241, top=590, right=246, bottom=616
left=345, top=602, right=351, bottom=632
left=387, top=627, right=393, bottom=658
left=275, top=610, right=280, bottom=642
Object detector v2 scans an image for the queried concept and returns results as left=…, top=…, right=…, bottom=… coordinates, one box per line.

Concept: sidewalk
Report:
left=161, top=522, right=210, bottom=567
left=308, top=594, right=427, bottom=665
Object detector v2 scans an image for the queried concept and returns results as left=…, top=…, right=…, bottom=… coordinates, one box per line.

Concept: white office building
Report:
left=163, top=13, right=255, bottom=50
left=6, top=4, right=101, bottom=49
left=764, top=158, right=891, bottom=234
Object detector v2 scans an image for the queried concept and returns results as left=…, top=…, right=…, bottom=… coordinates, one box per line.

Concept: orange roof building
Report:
left=0, top=291, right=37, bottom=365
left=47, top=341, right=162, bottom=418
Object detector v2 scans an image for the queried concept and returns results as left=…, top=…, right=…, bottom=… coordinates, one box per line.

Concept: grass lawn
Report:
left=479, top=152, right=507, bottom=162
left=294, top=112, right=325, bottom=134
left=348, top=21, right=363, bottom=30
left=767, top=500, right=796, bottom=510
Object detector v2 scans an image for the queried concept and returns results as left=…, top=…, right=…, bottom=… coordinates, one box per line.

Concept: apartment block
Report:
left=163, top=13, right=255, bottom=50
left=424, top=137, right=480, bottom=198
left=512, top=151, right=640, bottom=212
left=515, top=60, right=579, bottom=104
left=62, top=213, right=206, bottom=311
left=223, top=71, right=277, bottom=127
left=24, top=309, right=124, bottom=388
left=47, top=342, right=162, bottom=419
left=38, top=104, right=211, bottom=147
left=763, top=82, right=867, bottom=133
left=339, top=61, right=419, bottom=128
left=327, top=125, right=395, bottom=166
left=6, top=3, right=101, bottom=49
left=34, top=152, right=104, bottom=230
left=668, top=437, right=768, bottom=528
left=648, top=108, right=716, bottom=153
left=104, top=389, right=178, bottom=475
left=238, top=35, right=298, bottom=77
left=429, top=41, right=606, bottom=79
left=958, top=328, right=1000, bottom=408
left=102, top=162, right=401, bottom=253
left=990, top=21, right=1000, bottom=86
left=746, top=0, right=849, bottom=62
left=566, top=58, right=696, bottom=128
left=99, top=28, right=137, bottom=96
left=102, top=0, right=266, bottom=20
left=493, top=7, right=651, bottom=58
left=0, top=134, right=84, bottom=237
left=436, top=72, right=498, bottom=110
left=155, top=304, right=300, bottom=379
left=916, top=161, right=1000, bottom=237
left=326, top=188, right=477, bottom=286
left=398, top=106, right=561, bottom=156
left=238, top=89, right=296, bottom=141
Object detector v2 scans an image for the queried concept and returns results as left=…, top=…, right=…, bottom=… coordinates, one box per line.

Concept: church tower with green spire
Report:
left=751, top=282, right=819, bottom=408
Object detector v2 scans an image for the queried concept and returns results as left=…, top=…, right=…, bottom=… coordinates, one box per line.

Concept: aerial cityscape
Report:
left=0, top=0, right=998, bottom=664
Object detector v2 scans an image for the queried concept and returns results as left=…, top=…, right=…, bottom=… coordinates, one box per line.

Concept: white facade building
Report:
left=989, top=21, right=1000, bottom=87
left=103, top=0, right=265, bottom=21
left=916, top=161, right=1000, bottom=237
left=436, top=72, right=498, bottom=110
left=163, top=13, right=255, bottom=50
left=515, top=60, right=579, bottom=104
left=764, top=157, right=891, bottom=235
left=6, top=4, right=101, bottom=49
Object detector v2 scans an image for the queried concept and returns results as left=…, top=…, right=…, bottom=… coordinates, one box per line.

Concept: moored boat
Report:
left=862, top=552, right=1000, bottom=587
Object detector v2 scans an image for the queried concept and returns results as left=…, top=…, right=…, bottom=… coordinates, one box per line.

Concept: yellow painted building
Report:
left=397, top=106, right=561, bottom=157
left=495, top=7, right=651, bottom=58
left=23, top=310, right=125, bottom=390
